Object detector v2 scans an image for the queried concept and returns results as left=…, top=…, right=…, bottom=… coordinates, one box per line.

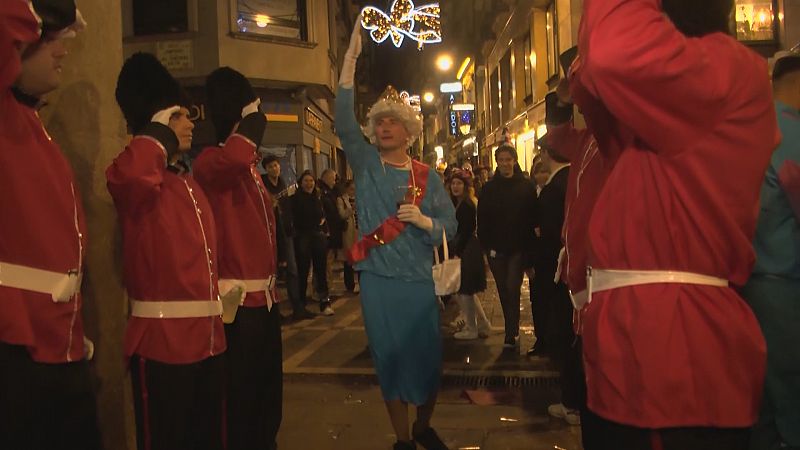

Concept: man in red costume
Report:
left=0, top=1, right=99, bottom=449
left=570, top=0, right=780, bottom=447
left=108, top=53, right=226, bottom=450
left=194, top=66, right=282, bottom=450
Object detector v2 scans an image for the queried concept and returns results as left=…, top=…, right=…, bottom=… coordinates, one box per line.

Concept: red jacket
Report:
left=106, top=126, right=226, bottom=364
left=548, top=124, right=605, bottom=297
left=193, top=114, right=279, bottom=308
left=572, top=0, right=779, bottom=428
left=0, top=2, right=89, bottom=363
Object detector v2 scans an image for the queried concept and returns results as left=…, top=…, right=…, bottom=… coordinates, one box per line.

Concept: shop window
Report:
left=299, top=146, right=313, bottom=173
left=546, top=2, right=559, bottom=79
left=735, top=0, right=777, bottom=42
left=133, top=0, right=188, bottom=35
left=490, top=68, right=500, bottom=132
left=235, top=0, right=307, bottom=40
left=523, top=33, right=533, bottom=102
left=500, top=50, right=513, bottom=123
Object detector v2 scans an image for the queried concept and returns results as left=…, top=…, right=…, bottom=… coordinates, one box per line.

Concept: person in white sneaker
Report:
left=448, top=170, right=490, bottom=340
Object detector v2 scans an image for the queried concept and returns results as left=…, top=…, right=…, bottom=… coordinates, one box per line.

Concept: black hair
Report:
left=262, top=154, right=280, bottom=169
left=297, top=170, right=316, bottom=185
left=662, top=0, right=734, bottom=37
left=494, top=144, right=517, bottom=161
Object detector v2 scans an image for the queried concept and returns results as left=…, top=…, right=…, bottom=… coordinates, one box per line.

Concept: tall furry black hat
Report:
left=205, top=67, right=257, bottom=143
left=116, top=52, right=189, bottom=134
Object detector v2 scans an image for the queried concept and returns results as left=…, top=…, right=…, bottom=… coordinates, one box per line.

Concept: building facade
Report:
left=121, top=0, right=357, bottom=183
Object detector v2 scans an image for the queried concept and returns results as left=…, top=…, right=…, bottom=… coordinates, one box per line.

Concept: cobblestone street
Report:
left=276, top=271, right=583, bottom=450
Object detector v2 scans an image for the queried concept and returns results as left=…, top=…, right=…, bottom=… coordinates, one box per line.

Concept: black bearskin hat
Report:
left=205, top=67, right=257, bottom=144
left=662, top=0, right=734, bottom=37
left=115, top=53, right=189, bottom=134
left=32, top=0, right=76, bottom=35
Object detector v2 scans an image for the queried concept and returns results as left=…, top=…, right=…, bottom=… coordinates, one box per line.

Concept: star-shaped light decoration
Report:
left=360, top=0, right=441, bottom=49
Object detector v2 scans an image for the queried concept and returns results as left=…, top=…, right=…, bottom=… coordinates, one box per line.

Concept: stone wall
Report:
left=37, top=1, right=135, bottom=448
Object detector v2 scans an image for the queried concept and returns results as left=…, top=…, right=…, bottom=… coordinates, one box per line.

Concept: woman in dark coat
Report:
left=291, top=171, right=334, bottom=316
left=449, top=170, right=490, bottom=339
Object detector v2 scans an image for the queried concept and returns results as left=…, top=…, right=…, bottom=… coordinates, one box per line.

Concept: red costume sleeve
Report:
left=1, top=1, right=40, bottom=90
left=577, top=0, right=727, bottom=155
left=194, top=112, right=265, bottom=189
left=106, top=134, right=169, bottom=213
left=547, top=123, right=589, bottom=163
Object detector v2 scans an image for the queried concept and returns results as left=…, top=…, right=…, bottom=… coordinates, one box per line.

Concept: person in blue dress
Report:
left=335, top=18, right=457, bottom=450
left=741, top=53, right=800, bottom=450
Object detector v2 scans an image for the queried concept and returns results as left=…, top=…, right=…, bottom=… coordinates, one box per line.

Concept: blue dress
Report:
left=335, top=87, right=457, bottom=405
left=742, top=101, right=800, bottom=449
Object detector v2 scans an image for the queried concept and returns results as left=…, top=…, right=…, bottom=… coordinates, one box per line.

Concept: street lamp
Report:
left=436, top=54, right=453, bottom=71
left=423, top=92, right=435, bottom=103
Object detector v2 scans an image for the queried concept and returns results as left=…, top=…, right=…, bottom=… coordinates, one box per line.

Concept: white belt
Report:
left=0, top=261, right=81, bottom=303
left=587, top=267, right=729, bottom=306
left=130, top=299, right=223, bottom=319
left=219, top=276, right=276, bottom=310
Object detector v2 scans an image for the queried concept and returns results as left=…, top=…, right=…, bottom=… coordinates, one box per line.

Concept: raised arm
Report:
left=577, top=0, right=729, bottom=154
left=335, top=15, right=378, bottom=175
left=193, top=111, right=266, bottom=190
left=1, top=1, right=40, bottom=91
left=106, top=119, right=177, bottom=214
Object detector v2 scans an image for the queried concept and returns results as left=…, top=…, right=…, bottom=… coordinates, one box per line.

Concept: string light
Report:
left=360, top=0, right=441, bottom=48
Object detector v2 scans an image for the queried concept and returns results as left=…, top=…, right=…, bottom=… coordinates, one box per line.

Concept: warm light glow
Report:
left=459, top=123, right=471, bottom=135
left=529, top=52, right=536, bottom=68
left=779, top=12, right=785, bottom=21
left=423, top=92, right=435, bottom=103
left=451, top=103, right=475, bottom=111
left=435, top=145, right=444, bottom=159
left=255, top=15, right=270, bottom=27
left=361, top=0, right=441, bottom=48
left=456, top=57, right=472, bottom=80
left=436, top=54, right=454, bottom=71
left=439, top=82, right=462, bottom=93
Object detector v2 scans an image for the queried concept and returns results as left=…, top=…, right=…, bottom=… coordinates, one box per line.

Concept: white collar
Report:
left=545, top=163, right=570, bottom=186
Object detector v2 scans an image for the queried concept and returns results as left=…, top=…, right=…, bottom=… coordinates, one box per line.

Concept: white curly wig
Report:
left=362, top=86, right=423, bottom=148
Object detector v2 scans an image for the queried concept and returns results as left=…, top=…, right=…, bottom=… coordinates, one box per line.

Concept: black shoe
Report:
left=412, top=424, right=449, bottom=450
left=503, top=335, right=520, bottom=349
left=393, top=441, right=416, bottom=450
left=292, top=309, right=315, bottom=321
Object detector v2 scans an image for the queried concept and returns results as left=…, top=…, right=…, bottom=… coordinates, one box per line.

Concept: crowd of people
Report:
left=3, top=0, right=800, bottom=450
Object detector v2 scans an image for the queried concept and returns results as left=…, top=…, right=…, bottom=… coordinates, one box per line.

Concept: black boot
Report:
left=412, top=423, right=449, bottom=450
left=393, top=440, right=416, bottom=450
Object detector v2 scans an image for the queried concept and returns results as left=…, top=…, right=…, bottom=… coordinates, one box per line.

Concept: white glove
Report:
left=339, top=15, right=363, bottom=88
left=83, top=336, right=95, bottom=361
left=151, top=105, right=181, bottom=126
left=241, top=98, right=261, bottom=117
left=398, top=204, right=433, bottom=231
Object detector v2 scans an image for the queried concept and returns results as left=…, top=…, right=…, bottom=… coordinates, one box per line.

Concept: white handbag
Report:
left=432, top=228, right=461, bottom=296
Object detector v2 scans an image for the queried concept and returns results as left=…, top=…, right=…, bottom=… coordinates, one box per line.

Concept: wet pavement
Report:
left=276, top=270, right=584, bottom=450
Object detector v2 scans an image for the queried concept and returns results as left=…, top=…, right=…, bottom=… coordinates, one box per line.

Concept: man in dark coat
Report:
left=477, top=144, right=538, bottom=349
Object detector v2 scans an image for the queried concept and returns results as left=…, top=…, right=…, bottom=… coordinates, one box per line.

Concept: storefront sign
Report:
left=304, top=108, right=323, bottom=132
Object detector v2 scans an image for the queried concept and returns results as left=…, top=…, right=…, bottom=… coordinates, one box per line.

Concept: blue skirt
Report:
left=360, top=271, right=442, bottom=405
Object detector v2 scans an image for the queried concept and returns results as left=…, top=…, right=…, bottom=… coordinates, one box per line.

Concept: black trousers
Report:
left=225, top=306, right=283, bottom=450
left=343, top=262, right=357, bottom=291
left=130, top=353, right=225, bottom=450
left=487, top=251, right=524, bottom=340
left=583, top=409, right=750, bottom=450
left=295, top=232, right=329, bottom=302
left=0, top=343, right=100, bottom=450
